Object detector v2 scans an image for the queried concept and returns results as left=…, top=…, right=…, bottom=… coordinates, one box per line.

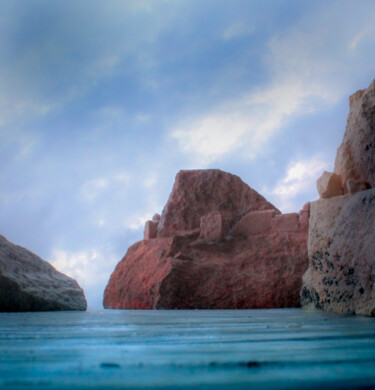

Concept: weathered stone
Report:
left=104, top=230, right=308, bottom=310
left=104, top=170, right=308, bottom=310
left=316, top=171, right=343, bottom=199
left=299, top=210, right=309, bottom=233
left=271, top=213, right=300, bottom=233
left=334, top=79, right=375, bottom=189
left=200, top=212, right=223, bottom=241
left=302, top=202, right=311, bottom=211
left=346, top=179, right=368, bottom=195
left=302, top=79, right=375, bottom=317
left=229, top=209, right=278, bottom=237
left=156, top=169, right=279, bottom=238
left=301, top=189, right=375, bottom=316
left=144, top=220, right=157, bottom=240
left=0, top=235, right=87, bottom=312
left=152, top=213, right=161, bottom=224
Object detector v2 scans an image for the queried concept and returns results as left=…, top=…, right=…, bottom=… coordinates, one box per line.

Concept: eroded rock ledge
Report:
left=104, top=169, right=309, bottom=309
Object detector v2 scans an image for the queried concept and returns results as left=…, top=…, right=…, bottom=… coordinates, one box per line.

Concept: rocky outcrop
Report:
left=301, top=190, right=375, bottom=316
left=334, top=78, right=375, bottom=190
left=316, top=171, right=343, bottom=199
left=0, top=235, right=87, bottom=311
left=104, top=169, right=309, bottom=310
left=301, top=79, right=375, bottom=316
left=156, top=169, right=278, bottom=238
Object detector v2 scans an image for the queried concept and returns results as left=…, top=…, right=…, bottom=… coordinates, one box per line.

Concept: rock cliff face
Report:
left=301, top=79, right=375, bottom=316
left=104, top=169, right=309, bottom=309
left=156, top=169, right=277, bottom=238
left=334, top=79, right=375, bottom=190
left=0, top=235, right=87, bottom=311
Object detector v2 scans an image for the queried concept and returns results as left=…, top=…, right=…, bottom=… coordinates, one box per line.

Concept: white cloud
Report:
left=51, top=249, right=99, bottom=284
left=170, top=3, right=375, bottom=165
left=170, top=80, right=333, bottom=165
left=266, top=158, right=329, bottom=212
left=51, top=248, right=119, bottom=307
left=80, top=171, right=132, bottom=203
left=348, top=19, right=375, bottom=50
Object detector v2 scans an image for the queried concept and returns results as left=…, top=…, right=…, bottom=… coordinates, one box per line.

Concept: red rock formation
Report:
left=302, top=79, right=375, bottom=317
left=104, top=169, right=308, bottom=310
left=156, top=170, right=278, bottom=238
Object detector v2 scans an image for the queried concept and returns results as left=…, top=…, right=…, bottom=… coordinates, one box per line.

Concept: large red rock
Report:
left=334, top=79, right=375, bottom=190
left=104, top=169, right=308, bottom=309
left=156, top=170, right=278, bottom=238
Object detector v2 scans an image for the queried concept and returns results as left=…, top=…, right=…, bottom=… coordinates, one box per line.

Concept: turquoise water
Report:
left=0, top=309, right=375, bottom=389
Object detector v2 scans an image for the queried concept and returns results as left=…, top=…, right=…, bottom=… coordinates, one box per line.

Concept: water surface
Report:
left=0, top=308, right=374, bottom=389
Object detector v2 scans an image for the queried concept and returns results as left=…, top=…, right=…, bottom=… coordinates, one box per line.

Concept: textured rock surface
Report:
left=0, top=235, right=87, bottom=311
left=301, top=190, right=375, bottom=316
left=334, top=79, right=375, bottom=189
left=271, top=213, right=300, bottom=233
left=104, top=169, right=308, bottom=310
left=199, top=212, right=224, bottom=241
left=302, top=79, right=375, bottom=316
left=156, top=170, right=278, bottom=238
left=229, top=210, right=278, bottom=237
left=144, top=221, right=157, bottom=240
left=104, top=232, right=308, bottom=310
left=316, top=171, right=343, bottom=199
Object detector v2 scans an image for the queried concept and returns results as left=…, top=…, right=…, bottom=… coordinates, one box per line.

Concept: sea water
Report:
left=0, top=308, right=375, bottom=389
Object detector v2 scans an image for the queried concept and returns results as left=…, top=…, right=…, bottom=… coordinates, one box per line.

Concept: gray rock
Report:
left=301, top=189, right=375, bottom=316
left=334, top=79, right=375, bottom=189
left=0, top=234, right=87, bottom=311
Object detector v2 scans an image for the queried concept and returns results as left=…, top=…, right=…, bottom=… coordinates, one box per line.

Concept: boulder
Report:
left=0, top=234, right=87, bottom=312
left=152, top=213, right=161, bottom=225
left=301, top=189, right=375, bottom=316
left=334, top=79, right=375, bottom=189
left=271, top=213, right=300, bottom=233
left=104, top=170, right=309, bottom=309
left=316, top=171, right=343, bottom=198
left=229, top=209, right=278, bottom=237
left=346, top=179, right=368, bottom=195
left=302, top=78, right=375, bottom=316
left=299, top=210, right=309, bottom=233
left=199, top=212, right=223, bottom=241
left=144, top=220, right=157, bottom=240
left=156, top=170, right=279, bottom=238
left=104, top=230, right=308, bottom=310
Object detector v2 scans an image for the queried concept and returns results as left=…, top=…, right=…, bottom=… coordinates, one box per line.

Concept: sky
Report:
left=1, top=0, right=375, bottom=307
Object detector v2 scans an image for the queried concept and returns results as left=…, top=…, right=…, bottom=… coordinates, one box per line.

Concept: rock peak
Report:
left=104, top=169, right=308, bottom=310
left=157, top=169, right=278, bottom=238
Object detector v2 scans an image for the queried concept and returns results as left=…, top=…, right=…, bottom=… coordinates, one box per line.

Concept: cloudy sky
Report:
left=1, top=0, right=375, bottom=307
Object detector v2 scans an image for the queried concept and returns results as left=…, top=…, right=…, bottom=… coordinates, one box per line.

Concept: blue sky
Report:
left=1, top=0, right=375, bottom=307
